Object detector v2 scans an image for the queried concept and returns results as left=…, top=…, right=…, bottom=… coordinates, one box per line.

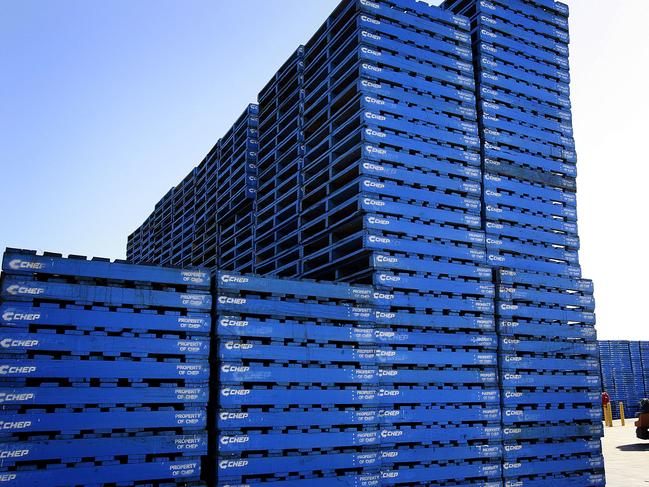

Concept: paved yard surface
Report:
left=602, top=421, right=648, bottom=486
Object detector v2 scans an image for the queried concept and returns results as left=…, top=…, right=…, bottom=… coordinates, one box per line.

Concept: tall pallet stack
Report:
left=598, top=340, right=649, bottom=417
left=217, top=104, right=260, bottom=274
left=191, top=143, right=220, bottom=269
left=213, top=271, right=501, bottom=486
left=254, top=47, right=306, bottom=277
left=442, top=0, right=605, bottom=485
left=0, top=249, right=211, bottom=486
left=297, top=0, right=484, bottom=284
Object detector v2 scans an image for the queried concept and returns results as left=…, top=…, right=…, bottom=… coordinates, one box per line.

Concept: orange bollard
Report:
left=605, top=403, right=613, bottom=427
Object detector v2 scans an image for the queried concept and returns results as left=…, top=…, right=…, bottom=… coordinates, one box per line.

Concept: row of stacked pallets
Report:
left=0, top=249, right=212, bottom=486
left=1, top=245, right=612, bottom=486
left=442, top=0, right=605, bottom=485
left=119, top=0, right=608, bottom=485
left=599, top=340, right=649, bottom=418
left=214, top=270, right=501, bottom=486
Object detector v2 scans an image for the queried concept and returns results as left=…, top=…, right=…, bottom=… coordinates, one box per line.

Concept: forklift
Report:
left=636, top=398, right=649, bottom=440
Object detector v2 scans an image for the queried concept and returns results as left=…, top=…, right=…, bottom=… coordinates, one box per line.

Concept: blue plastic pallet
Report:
left=218, top=424, right=500, bottom=453
left=373, top=272, right=494, bottom=296
left=482, top=114, right=574, bottom=154
left=498, top=286, right=594, bottom=309
left=217, top=316, right=497, bottom=348
left=216, top=405, right=501, bottom=429
left=362, top=142, right=481, bottom=178
left=0, top=304, right=211, bottom=334
left=499, top=338, right=597, bottom=356
left=363, top=234, right=487, bottom=263
left=0, top=458, right=201, bottom=486
left=480, top=0, right=569, bottom=42
left=360, top=0, right=471, bottom=43
left=215, top=271, right=373, bottom=302
left=362, top=201, right=481, bottom=228
left=360, top=177, right=481, bottom=212
left=359, top=74, right=476, bottom=115
left=488, top=238, right=579, bottom=264
left=502, top=439, right=602, bottom=460
left=480, top=55, right=570, bottom=98
left=502, top=455, right=604, bottom=478
left=361, top=89, right=477, bottom=129
left=0, top=410, right=207, bottom=436
left=486, top=221, right=579, bottom=249
left=216, top=295, right=374, bottom=322
left=1, top=249, right=210, bottom=288
left=497, top=303, right=594, bottom=323
left=359, top=29, right=474, bottom=74
left=359, top=160, right=481, bottom=195
left=0, top=434, right=207, bottom=465
left=0, top=386, right=206, bottom=407
left=484, top=181, right=576, bottom=212
left=218, top=342, right=496, bottom=367
left=480, top=99, right=573, bottom=137
left=219, top=364, right=496, bottom=386
left=476, top=40, right=569, bottom=83
left=499, top=320, right=596, bottom=341
left=362, top=126, right=481, bottom=165
left=356, top=46, right=474, bottom=92
left=0, top=359, right=209, bottom=380
left=0, top=278, right=211, bottom=311
left=501, top=372, right=600, bottom=389
left=504, top=473, right=605, bottom=487
left=502, top=407, right=602, bottom=426
left=0, top=331, right=209, bottom=357
left=477, top=19, right=568, bottom=69
left=217, top=387, right=499, bottom=409
left=370, top=253, right=492, bottom=279
left=499, top=354, right=599, bottom=372
left=375, top=309, right=494, bottom=331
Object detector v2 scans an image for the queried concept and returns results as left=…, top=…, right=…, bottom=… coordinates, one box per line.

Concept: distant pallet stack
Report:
left=441, top=0, right=605, bottom=485
left=213, top=271, right=501, bottom=487
left=191, top=143, right=220, bottom=269
left=254, top=47, right=306, bottom=277
left=0, top=249, right=212, bottom=486
left=217, top=104, right=260, bottom=273
left=127, top=104, right=258, bottom=274
left=598, top=340, right=649, bottom=417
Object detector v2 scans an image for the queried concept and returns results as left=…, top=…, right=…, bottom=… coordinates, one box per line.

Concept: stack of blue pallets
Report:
left=217, top=104, right=260, bottom=274
left=213, top=270, right=501, bottom=487
left=598, top=340, right=649, bottom=417
left=643, top=342, right=649, bottom=399
left=123, top=0, right=604, bottom=484
left=0, top=248, right=212, bottom=486
left=126, top=105, right=258, bottom=275
left=254, top=47, right=306, bottom=277
left=297, top=0, right=482, bottom=283
left=441, top=0, right=605, bottom=485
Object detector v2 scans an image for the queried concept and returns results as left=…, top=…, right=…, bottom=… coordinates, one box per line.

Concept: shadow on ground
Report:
left=617, top=443, right=649, bottom=452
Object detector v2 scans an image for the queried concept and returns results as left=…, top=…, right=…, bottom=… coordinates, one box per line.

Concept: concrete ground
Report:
left=602, top=421, right=649, bottom=486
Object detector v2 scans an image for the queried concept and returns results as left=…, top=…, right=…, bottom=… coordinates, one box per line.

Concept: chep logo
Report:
left=5, top=285, right=44, bottom=296
left=5, top=286, right=20, bottom=296
left=8, top=259, right=45, bottom=271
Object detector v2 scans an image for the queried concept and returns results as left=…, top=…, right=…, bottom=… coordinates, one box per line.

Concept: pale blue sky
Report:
left=0, top=0, right=340, bottom=257
left=1, top=1, right=648, bottom=339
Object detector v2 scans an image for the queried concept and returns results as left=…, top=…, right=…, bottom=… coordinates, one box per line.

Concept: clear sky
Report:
left=1, top=0, right=647, bottom=340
